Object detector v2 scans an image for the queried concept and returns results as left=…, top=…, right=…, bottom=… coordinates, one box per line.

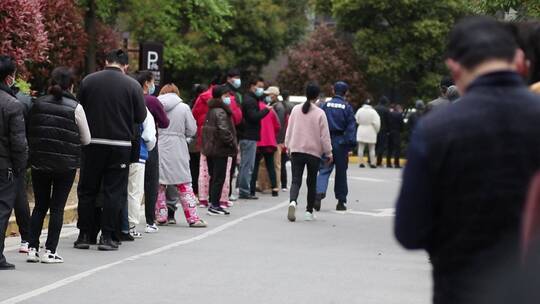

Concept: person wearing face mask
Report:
left=202, top=85, right=238, bottom=216
left=193, top=71, right=242, bottom=208
left=257, top=86, right=285, bottom=194
left=74, top=49, right=147, bottom=251
left=237, top=77, right=272, bottom=200
left=134, top=71, right=170, bottom=234
left=0, top=55, right=28, bottom=270
left=25, top=67, right=91, bottom=264
left=250, top=90, right=280, bottom=197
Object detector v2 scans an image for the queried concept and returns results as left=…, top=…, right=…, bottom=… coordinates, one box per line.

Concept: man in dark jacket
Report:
left=0, top=55, right=28, bottom=270
left=386, top=104, right=404, bottom=168
left=315, top=81, right=357, bottom=211
left=237, top=77, right=271, bottom=199
left=74, top=49, right=147, bottom=251
left=395, top=17, right=540, bottom=304
left=374, top=96, right=390, bottom=167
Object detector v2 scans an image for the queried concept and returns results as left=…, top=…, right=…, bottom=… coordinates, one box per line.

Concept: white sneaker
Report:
left=305, top=211, right=316, bottom=221
left=19, top=241, right=29, bottom=253
left=281, top=188, right=288, bottom=192
left=129, top=227, right=143, bottom=238
left=229, top=194, right=238, bottom=202
left=27, top=248, right=40, bottom=263
left=145, top=224, right=159, bottom=233
left=41, top=250, right=63, bottom=264
left=287, top=201, right=297, bottom=222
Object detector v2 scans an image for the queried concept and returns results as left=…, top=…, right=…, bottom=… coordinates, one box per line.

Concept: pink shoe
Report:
left=220, top=201, right=233, bottom=209
left=199, top=200, right=209, bottom=208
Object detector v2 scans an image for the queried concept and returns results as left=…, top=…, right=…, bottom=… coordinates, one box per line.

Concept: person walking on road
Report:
left=315, top=81, right=357, bottom=212
left=355, top=99, right=380, bottom=169
left=135, top=71, right=170, bottom=234
left=0, top=55, right=28, bottom=270
left=285, top=83, right=332, bottom=222
left=237, top=77, right=270, bottom=200
left=26, top=67, right=91, bottom=263
left=156, top=84, right=207, bottom=228
left=395, top=16, right=540, bottom=304
left=279, top=90, right=293, bottom=191
left=202, top=85, right=238, bottom=216
left=74, top=49, right=147, bottom=251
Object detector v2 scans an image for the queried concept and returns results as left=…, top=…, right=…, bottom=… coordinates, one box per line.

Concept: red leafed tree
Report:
left=0, top=0, right=49, bottom=76
left=29, top=0, right=88, bottom=91
left=277, top=26, right=368, bottom=107
left=95, top=21, right=120, bottom=69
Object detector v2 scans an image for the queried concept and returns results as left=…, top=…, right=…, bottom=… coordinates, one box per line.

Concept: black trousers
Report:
left=0, top=170, right=16, bottom=264
left=144, top=147, right=159, bottom=225
left=189, top=152, right=200, bottom=195
left=387, top=131, right=401, bottom=167
left=376, top=131, right=388, bottom=166
left=13, top=174, right=30, bottom=242
left=281, top=151, right=289, bottom=189
left=77, top=145, right=130, bottom=238
left=229, top=154, right=237, bottom=196
left=250, top=152, right=277, bottom=194
left=207, top=156, right=228, bottom=208
left=29, top=169, right=76, bottom=253
left=290, top=153, right=319, bottom=213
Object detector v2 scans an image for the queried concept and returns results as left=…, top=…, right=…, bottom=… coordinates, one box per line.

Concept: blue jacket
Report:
left=138, top=125, right=149, bottom=163
left=320, top=95, right=357, bottom=148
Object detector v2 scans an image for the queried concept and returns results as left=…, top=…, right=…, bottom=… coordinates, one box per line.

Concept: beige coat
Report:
left=355, top=105, right=380, bottom=144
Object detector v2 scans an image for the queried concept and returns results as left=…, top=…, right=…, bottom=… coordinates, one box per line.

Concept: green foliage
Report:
left=15, top=79, right=31, bottom=95
left=330, top=0, right=471, bottom=102
left=471, top=0, right=540, bottom=19
left=123, top=0, right=308, bottom=87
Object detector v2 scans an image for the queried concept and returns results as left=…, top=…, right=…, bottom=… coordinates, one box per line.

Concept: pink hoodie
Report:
left=285, top=103, right=332, bottom=159
left=257, top=101, right=280, bottom=148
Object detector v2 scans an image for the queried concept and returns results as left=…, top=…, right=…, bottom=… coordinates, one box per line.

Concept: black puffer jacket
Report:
left=28, top=91, right=81, bottom=171
left=0, top=84, right=28, bottom=171
left=201, top=98, right=237, bottom=157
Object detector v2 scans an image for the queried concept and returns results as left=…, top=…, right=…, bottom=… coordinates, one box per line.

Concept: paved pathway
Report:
left=0, top=167, right=431, bottom=304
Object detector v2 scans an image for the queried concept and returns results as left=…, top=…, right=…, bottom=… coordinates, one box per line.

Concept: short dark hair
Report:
left=248, top=76, right=264, bottom=87
left=508, top=21, right=540, bottom=83
left=0, top=55, right=16, bottom=81
left=135, top=70, right=154, bottom=87
left=281, top=90, right=290, bottom=101
left=49, top=67, right=75, bottom=100
left=227, top=68, right=240, bottom=78
left=446, top=16, right=518, bottom=69
left=106, top=49, right=129, bottom=66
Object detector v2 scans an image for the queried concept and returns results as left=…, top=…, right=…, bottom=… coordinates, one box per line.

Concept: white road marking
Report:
left=331, top=208, right=395, bottom=217
left=0, top=201, right=290, bottom=304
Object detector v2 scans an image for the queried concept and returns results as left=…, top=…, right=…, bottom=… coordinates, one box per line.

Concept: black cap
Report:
left=212, top=85, right=230, bottom=98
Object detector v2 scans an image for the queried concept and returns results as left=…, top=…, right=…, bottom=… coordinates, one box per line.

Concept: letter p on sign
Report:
left=147, top=51, right=158, bottom=69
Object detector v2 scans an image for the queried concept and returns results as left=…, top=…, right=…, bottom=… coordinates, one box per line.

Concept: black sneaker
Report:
left=207, top=206, right=230, bottom=216
left=359, top=164, right=365, bottom=168
left=336, top=202, right=347, bottom=211
left=370, top=164, right=377, bottom=169
left=0, top=261, right=15, bottom=270
left=272, top=191, right=279, bottom=197
left=239, top=194, right=258, bottom=200
left=314, top=193, right=323, bottom=212
left=74, top=234, right=90, bottom=250
left=119, top=232, right=135, bottom=242
left=98, top=236, right=119, bottom=251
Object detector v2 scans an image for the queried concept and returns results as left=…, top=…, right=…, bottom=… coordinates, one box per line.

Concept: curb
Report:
left=6, top=205, right=78, bottom=238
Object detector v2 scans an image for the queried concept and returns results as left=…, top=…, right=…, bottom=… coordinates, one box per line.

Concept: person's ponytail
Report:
left=48, top=66, right=75, bottom=100
left=48, top=85, right=63, bottom=100
left=301, top=101, right=311, bottom=114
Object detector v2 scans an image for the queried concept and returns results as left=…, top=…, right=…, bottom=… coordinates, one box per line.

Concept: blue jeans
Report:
left=238, top=140, right=257, bottom=197
left=316, top=137, right=349, bottom=202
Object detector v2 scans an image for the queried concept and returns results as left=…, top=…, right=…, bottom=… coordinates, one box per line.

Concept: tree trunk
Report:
left=84, top=0, right=97, bottom=74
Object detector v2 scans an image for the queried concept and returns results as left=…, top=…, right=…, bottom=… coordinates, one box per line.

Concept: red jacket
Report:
left=257, top=101, right=280, bottom=148
left=192, top=85, right=242, bottom=149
